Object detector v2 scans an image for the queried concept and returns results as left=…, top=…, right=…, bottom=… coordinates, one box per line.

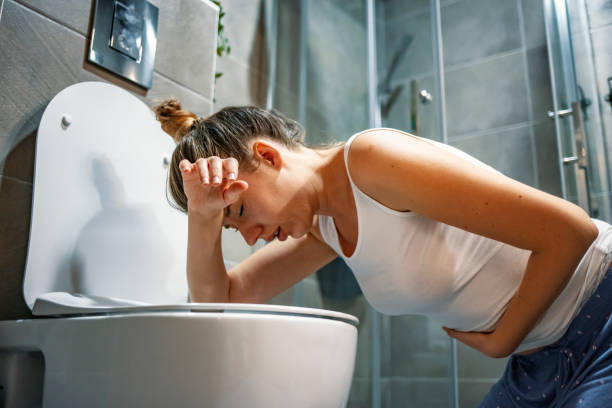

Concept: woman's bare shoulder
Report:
left=345, top=128, right=428, bottom=212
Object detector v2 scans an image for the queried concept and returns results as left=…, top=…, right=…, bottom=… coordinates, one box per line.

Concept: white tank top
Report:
left=319, top=131, right=612, bottom=353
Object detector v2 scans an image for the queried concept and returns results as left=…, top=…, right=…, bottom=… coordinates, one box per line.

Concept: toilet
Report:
left=0, top=82, right=358, bottom=407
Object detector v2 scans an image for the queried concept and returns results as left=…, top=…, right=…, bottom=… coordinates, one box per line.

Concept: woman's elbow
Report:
left=569, top=213, right=598, bottom=255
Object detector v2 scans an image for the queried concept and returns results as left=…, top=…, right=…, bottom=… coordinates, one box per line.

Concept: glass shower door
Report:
left=544, top=0, right=611, bottom=219
left=374, top=1, right=452, bottom=407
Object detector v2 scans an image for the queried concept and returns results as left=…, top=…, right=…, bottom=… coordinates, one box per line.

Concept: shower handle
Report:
left=605, top=76, right=612, bottom=112
left=547, top=108, right=573, bottom=118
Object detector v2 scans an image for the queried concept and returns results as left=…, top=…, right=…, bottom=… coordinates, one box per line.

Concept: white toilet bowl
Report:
left=0, top=82, right=358, bottom=407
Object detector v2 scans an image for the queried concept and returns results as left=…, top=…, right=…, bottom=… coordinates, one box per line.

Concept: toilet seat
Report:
left=32, top=291, right=359, bottom=325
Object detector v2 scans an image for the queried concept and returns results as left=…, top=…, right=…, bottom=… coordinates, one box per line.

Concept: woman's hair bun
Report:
left=152, top=98, right=198, bottom=143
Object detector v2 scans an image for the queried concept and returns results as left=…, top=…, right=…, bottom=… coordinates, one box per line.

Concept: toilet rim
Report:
left=32, top=292, right=360, bottom=326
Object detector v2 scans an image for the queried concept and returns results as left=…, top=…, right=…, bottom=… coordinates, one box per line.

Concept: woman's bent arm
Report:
left=188, top=211, right=337, bottom=304
left=348, top=129, right=598, bottom=357
left=187, top=209, right=230, bottom=302
left=227, top=231, right=338, bottom=303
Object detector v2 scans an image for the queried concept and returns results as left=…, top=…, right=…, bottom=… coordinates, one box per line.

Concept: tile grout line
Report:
left=516, top=0, right=540, bottom=189
left=1, top=175, right=33, bottom=186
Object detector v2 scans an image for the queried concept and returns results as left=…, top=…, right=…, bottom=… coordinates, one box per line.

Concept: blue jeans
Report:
left=479, top=264, right=612, bottom=408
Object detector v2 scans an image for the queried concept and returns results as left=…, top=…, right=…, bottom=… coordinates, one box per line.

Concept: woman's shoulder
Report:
left=345, top=128, right=425, bottom=212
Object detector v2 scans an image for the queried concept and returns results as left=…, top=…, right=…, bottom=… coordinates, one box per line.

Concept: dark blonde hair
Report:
left=153, top=99, right=306, bottom=212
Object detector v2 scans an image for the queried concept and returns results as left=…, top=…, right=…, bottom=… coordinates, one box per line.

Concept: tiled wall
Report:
left=0, top=0, right=218, bottom=320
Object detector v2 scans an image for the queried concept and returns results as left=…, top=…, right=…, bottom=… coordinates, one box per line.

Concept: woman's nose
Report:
left=240, top=224, right=263, bottom=246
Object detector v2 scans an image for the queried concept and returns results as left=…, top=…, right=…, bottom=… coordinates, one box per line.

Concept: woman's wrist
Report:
left=187, top=204, right=222, bottom=222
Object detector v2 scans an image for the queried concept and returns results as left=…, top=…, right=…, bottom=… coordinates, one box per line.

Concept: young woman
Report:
left=154, top=99, right=612, bottom=407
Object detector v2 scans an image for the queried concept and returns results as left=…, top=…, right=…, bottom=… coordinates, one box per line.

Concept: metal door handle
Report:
left=548, top=108, right=573, bottom=118
left=605, top=76, right=612, bottom=111
left=563, top=156, right=579, bottom=165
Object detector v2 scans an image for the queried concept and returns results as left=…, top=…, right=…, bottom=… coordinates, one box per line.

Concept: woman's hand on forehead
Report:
left=179, top=156, right=248, bottom=218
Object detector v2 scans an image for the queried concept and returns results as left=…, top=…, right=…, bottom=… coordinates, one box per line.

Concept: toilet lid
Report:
left=32, top=292, right=359, bottom=326
left=24, top=82, right=188, bottom=308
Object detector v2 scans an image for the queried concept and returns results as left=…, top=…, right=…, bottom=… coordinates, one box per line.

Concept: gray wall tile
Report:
left=0, top=176, right=33, bottom=320
left=17, top=0, right=91, bottom=35
left=348, top=377, right=372, bottom=408
left=445, top=52, right=529, bottom=137
left=274, top=83, right=299, bottom=124
left=387, top=378, right=449, bottom=408
left=147, top=73, right=213, bottom=116
left=1, top=130, right=35, bottom=184
left=149, top=0, right=218, bottom=98
left=383, top=9, right=433, bottom=80
left=304, top=0, right=368, bottom=140
left=441, top=0, right=521, bottom=67
left=451, top=125, right=536, bottom=186
left=220, top=0, right=265, bottom=75
left=275, top=0, right=300, bottom=95
left=521, top=0, right=546, bottom=49
left=213, top=55, right=267, bottom=108
left=526, top=46, right=554, bottom=122
left=533, top=120, right=563, bottom=197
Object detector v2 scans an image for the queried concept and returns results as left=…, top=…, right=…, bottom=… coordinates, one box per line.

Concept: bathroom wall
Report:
left=0, top=0, right=219, bottom=320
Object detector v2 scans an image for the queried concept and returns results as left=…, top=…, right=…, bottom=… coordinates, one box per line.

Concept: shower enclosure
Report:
left=265, top=0, right=611, bottom=406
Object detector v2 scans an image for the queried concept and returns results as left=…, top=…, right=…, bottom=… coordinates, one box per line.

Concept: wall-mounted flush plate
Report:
left=89, top=0, right=158, bottom=89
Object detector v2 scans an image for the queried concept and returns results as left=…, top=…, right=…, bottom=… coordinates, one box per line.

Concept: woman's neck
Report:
left=309, top=143, right=354, bottom=222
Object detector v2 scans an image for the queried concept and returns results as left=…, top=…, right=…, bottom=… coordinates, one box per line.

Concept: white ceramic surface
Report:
left=23, top=81, right=188, bottom=308
left=0, top=310, right=358, bottom=407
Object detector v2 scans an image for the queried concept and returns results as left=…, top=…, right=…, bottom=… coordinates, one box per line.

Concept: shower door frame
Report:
left=543, top=0, right=611, bottom=217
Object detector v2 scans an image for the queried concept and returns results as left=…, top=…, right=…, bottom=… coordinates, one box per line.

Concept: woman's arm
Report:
left=189, top=208, right=337, bottom=303
left=181, top=156, right=337, bottom=303
left=347, top=129, right=598, bottom=358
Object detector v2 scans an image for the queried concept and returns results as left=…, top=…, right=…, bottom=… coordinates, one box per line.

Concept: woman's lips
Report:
left=278, top=226, right=284, bottom=241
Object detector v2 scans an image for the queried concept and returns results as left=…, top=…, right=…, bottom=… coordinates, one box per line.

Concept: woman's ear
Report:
left=252, top=140, right=283, bottom=169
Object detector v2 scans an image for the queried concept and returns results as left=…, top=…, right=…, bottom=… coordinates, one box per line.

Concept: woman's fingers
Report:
left=223, top=157, right=239, bottom=181
left=193, top=158, right=210, bottom=185
left=208, top=156, right=223, bottom=185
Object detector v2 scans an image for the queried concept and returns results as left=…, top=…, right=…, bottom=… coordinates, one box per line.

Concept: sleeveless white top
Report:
left=319, top=131, right=612, bottom=353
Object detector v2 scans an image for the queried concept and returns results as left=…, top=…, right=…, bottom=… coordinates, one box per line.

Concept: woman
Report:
left=154, top=99, right=612, bottom=407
